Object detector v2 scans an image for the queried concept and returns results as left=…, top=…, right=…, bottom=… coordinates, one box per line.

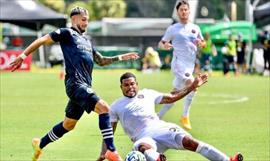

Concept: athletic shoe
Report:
left=180, top=116, right=192, bottom=130
left=32, top=138, right=42, bottom=161
left=230, top=153, right=243, bottom=161
left=105, top=150, right=123, bottom=161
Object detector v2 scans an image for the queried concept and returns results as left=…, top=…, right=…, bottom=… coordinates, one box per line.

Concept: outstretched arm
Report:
left=97, top=122, right=118, bottom=161
left=9, top=34, right=54, bottom=72
left=159, top=73, right=208, bottom=104
left=93, top=51, right=139, bottom=66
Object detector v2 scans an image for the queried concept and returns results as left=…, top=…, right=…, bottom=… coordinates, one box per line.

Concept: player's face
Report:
left=177, top=4, right=190, bottom=22
left=75, top=14, right=89, bottom=33
left=121, top=77, right=138, bottom=98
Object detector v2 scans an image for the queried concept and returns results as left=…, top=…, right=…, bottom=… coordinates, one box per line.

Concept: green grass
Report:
left=1, top=69, right=269, bottom=161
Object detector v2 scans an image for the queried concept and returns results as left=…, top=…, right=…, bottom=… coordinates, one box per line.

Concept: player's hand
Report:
left=96, top=155, right=105, bottom=161
left=195, top=39, right=205, bottom=48
left=193, top=73, right=208, bottom=89
left=120, top=52, right=140, bottom=61
left=9, top=57, right=24, bottom=72
left=164, top=42, right=173, bottom=50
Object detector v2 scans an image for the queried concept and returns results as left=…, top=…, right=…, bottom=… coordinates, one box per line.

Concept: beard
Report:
left=77, top=24, right=85, bottom=33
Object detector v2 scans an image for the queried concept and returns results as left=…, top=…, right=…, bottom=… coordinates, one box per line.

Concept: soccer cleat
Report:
left=230, top=153, right=243, bottom=161
left=32, top=138, right=42, bottom=161
left=105, top=150, right=123, bottom=161
left=180, top=116, right=192, bottom=130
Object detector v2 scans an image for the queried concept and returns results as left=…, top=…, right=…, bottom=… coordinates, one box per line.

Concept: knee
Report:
left=94, top=100, right=109, bottom=114
left=63, top=120, right=77, bottom=131
left=138, top=143, right=152, bottom=153
left=182, top=136, right=199, bottom=151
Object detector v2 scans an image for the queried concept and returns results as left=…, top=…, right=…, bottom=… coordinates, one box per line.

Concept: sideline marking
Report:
left=198, top=93, right=249, bottom=105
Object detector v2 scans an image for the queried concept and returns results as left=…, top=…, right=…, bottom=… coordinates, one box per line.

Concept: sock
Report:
left=182, top=91, right=195, bottom=117
left=158, top=103, right=173, bottom=119
left=196, top=142, right=230, bottom=161
left=99, top=113, right=116, bottom=152
left=144, top=149, right=160, bottom=161
left=39, top=122, right=68, bottom=149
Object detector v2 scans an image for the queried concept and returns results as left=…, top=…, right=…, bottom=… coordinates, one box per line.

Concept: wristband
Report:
left=19, top=53, right=27, bottom=60
left=118, top=55, right=123, bottom=61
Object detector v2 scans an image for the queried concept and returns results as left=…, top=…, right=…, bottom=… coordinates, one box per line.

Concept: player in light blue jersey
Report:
left=10, top=6, right=139, bottom=161
left=158, top=0, right=205, bottom=130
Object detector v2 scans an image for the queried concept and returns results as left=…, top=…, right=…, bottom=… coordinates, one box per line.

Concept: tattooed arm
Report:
left=159, top=73, right=208, bottom=104
left=93, top=51, right=139, bottom=66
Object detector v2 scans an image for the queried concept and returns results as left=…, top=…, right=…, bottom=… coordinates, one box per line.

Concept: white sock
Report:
left=182, top=91, right=195, bottom=117
left=158, top=103, right=173, bottom=119
left=144, top=149, right=160, bottom=161
left=196, top=142, right=230, bottom=161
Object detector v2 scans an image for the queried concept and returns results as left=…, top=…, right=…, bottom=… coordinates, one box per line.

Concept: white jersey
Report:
left=109, top=89, right=163, bottom=141
left=162, top=22, right=203, bottom=77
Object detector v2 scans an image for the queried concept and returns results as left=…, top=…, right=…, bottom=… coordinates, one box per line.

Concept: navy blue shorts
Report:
left=65, top=85, right=100, bottom=120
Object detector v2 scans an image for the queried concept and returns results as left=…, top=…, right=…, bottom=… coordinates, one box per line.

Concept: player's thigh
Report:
left=152, top=123, right=191, bottom=151
left=65, top=100, right=84, bottom=120
left=72, top=85, right=100, bottom=114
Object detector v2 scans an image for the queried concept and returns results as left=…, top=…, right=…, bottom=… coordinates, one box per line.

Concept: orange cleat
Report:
left=32, top=138, right=42, bottom=161
left=230, top=153, right=243, bottom=161
left=105, top=150, right=123, bottom=161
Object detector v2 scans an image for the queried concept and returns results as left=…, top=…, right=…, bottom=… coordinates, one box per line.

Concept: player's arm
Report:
left=159, top=73, right=208, bottom=104
left=93, top=51, right=139, bottom=66
left=97, top=122, right=118, bottom=161
left=10, top=34, right=54, bottom=72
left=158, top=40, right=173, bottom=50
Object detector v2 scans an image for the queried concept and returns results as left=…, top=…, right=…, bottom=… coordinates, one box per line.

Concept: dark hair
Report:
left=176, top=0, right=189, bottom=10
left=120, top=72, right=136, bottom=83
left=70, top=6, right=88, bottom=17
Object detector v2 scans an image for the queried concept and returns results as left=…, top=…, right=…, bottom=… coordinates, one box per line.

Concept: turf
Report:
left=0, top=69, right=269, bottom=161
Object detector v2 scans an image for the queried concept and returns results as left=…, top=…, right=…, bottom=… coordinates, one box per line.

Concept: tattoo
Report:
left=160, top=86, right=192, bottom=104
left=93, top=51, right=120, bottom=66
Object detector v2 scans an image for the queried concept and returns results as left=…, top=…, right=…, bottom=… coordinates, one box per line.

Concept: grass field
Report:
left=1, top=69, right=269, bottom=161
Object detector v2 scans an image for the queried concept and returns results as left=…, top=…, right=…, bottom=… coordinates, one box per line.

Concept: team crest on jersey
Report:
left=191, top=29, right=196, bottom=34
left=137, top=94, right=144, bottom=99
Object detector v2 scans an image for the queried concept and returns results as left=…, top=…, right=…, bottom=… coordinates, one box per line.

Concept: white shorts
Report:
left=133, top=122, right=190, bottom=153
left=173, top=74, right=194, bottom=90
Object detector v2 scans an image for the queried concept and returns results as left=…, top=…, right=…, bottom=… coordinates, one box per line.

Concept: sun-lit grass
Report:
left=1, top=69, right=269, bottom=161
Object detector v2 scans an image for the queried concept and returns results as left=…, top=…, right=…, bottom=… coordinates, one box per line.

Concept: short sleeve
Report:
left=162, top=26, right=173, bottom=42
left=144, top=89, right=163, bottom=104
left=49, top=28, right=70, bottom=42
left=197, top=26, right=204, bottom=40
left=109, top=102, right=119, bottom=122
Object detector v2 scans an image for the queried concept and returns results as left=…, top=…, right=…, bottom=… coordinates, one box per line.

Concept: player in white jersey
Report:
left=97, top=72, right=243, bottom=161
left=158, top=0, right=206, bottom=130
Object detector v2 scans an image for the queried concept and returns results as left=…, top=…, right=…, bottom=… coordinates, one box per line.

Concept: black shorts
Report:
left=65, top=85, right=100, bottom=120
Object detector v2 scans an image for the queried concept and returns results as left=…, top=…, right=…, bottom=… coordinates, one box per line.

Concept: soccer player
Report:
left=158, top=0, right=205, bottom=130
left=101, top=72, right=243, bottom=161
left=10, top=6, right=139, bottom=161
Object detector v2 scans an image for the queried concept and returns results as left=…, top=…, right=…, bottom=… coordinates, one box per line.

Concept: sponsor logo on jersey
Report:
left=191, top=29, right=196, bottom=34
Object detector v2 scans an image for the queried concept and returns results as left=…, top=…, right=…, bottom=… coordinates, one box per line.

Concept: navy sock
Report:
left=39, top=122, right=69, bottom=149
left=99, top=113, right=116, bottom=151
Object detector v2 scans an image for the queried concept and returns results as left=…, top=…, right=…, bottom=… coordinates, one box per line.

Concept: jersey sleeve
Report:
left=144, top=89, right=163, bottom=104
left=197, top=26, right=204, bottom=40
left=161, top=25, right=173, bottom=42
left=49, top=28, right=70, bottom=42
left=109, top=102, right=119, bottom=122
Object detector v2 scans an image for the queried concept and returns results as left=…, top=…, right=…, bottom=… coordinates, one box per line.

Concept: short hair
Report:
left=176, top=0, right=189, bottom=10
left=70, top=6, right=88, bottom=17
left=120, top=72, right=136, bottom=84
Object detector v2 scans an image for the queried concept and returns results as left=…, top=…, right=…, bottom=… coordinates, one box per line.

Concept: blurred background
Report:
left=0, top=0, right=269, bottom=74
